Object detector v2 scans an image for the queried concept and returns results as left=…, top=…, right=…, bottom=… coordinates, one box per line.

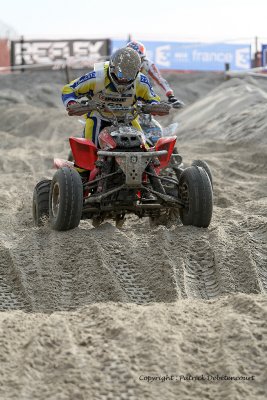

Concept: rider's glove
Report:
left=66, top=100, right=77, bottom=108
left=168, top=95, right=185, bottom=109
left=66, top=100, right=78, bottom=115
left=167, top=95, right=178, bottom=103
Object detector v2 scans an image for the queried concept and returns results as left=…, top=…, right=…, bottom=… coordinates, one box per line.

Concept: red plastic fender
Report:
left=155, top=136, right=176, bottom=169
left=69, top=137, right=98, bottom=171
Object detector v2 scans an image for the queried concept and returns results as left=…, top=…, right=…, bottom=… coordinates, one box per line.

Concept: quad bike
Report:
left=67, top=101, right=182, bottom=166
left=32, top=101, right=213, bottom=231
left=66, top=111, right=187, bottom=191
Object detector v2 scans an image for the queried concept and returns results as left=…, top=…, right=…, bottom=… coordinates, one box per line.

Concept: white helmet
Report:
left=109, top=47, right=141, bottom=93
left=127, top=41, right=146, bottom=60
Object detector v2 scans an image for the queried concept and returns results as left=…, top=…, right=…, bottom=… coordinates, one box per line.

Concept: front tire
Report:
left=192, top=159, right=213, bottom=187
left=179, top=166, right=213, bottom=228
left=32, top=179, right=51, bottom=226
left=49, top=167, right=83, bottom=231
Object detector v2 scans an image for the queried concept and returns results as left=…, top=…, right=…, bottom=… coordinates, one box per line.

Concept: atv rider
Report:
left=62, top=47, right=162, bottom=154
left=126, top=40, right=183, bottom=144
left=127, top=40, right=181, bottom=105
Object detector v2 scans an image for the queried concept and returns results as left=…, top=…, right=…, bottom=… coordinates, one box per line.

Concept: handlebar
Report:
left=67, top=100, right=183, bottom=123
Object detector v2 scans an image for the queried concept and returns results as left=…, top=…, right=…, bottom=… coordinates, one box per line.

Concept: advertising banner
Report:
left=11, top=39, right=111, bottom=66
left=0, top=39, right=10, bottom=68
left=262, top=45, right=267, bottom=66
left=112, top=40, right=251, bottom=71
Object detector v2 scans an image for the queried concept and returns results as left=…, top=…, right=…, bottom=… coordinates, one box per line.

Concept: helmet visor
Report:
left=111, top=72, right=134, bottom=86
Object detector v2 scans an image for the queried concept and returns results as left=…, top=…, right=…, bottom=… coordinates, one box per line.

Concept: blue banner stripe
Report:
left=112, top=40, right=251, bottom=71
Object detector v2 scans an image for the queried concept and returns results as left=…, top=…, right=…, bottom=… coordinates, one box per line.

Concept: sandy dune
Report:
left=0, top=70, right=266, bottom=400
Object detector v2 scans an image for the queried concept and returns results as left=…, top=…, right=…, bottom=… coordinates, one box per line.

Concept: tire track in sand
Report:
left=247, top=220, right=267, bottom=293
left=0, top=242, right=31, bottom=311
left=146, top=227, right=221, bottom=301
left=183, top=238, right=221, bottom=299
left=91, top=223, right=178, bottom=304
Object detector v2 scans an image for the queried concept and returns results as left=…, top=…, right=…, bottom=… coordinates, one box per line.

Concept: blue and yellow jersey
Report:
left=62, top=61, right=160, bottom=119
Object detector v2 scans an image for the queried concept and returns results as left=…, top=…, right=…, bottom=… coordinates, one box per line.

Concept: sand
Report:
left=0, top=69, right=266, bottom=400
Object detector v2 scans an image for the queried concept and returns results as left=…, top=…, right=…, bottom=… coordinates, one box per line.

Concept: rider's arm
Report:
left=136, top=73, right=161, bottom=104
left=146, top=59, right=174, bottom=97
left=61, top=71, right=96, bottom=107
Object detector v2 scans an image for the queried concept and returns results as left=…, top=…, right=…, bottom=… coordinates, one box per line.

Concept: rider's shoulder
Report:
left=138, top=73, right=151, bottom=86
left=70, top=70, right=96, bottom=88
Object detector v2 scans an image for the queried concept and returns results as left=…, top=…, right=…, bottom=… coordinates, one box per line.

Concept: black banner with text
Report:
left=11, top=39, right=111, bottom=66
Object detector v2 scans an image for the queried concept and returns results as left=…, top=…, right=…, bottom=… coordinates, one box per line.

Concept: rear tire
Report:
left=49, top=167, right=83, bottom=231
left=179, top=166, right=213, bottom=228
left=32, top=179, right=51, bottom=226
